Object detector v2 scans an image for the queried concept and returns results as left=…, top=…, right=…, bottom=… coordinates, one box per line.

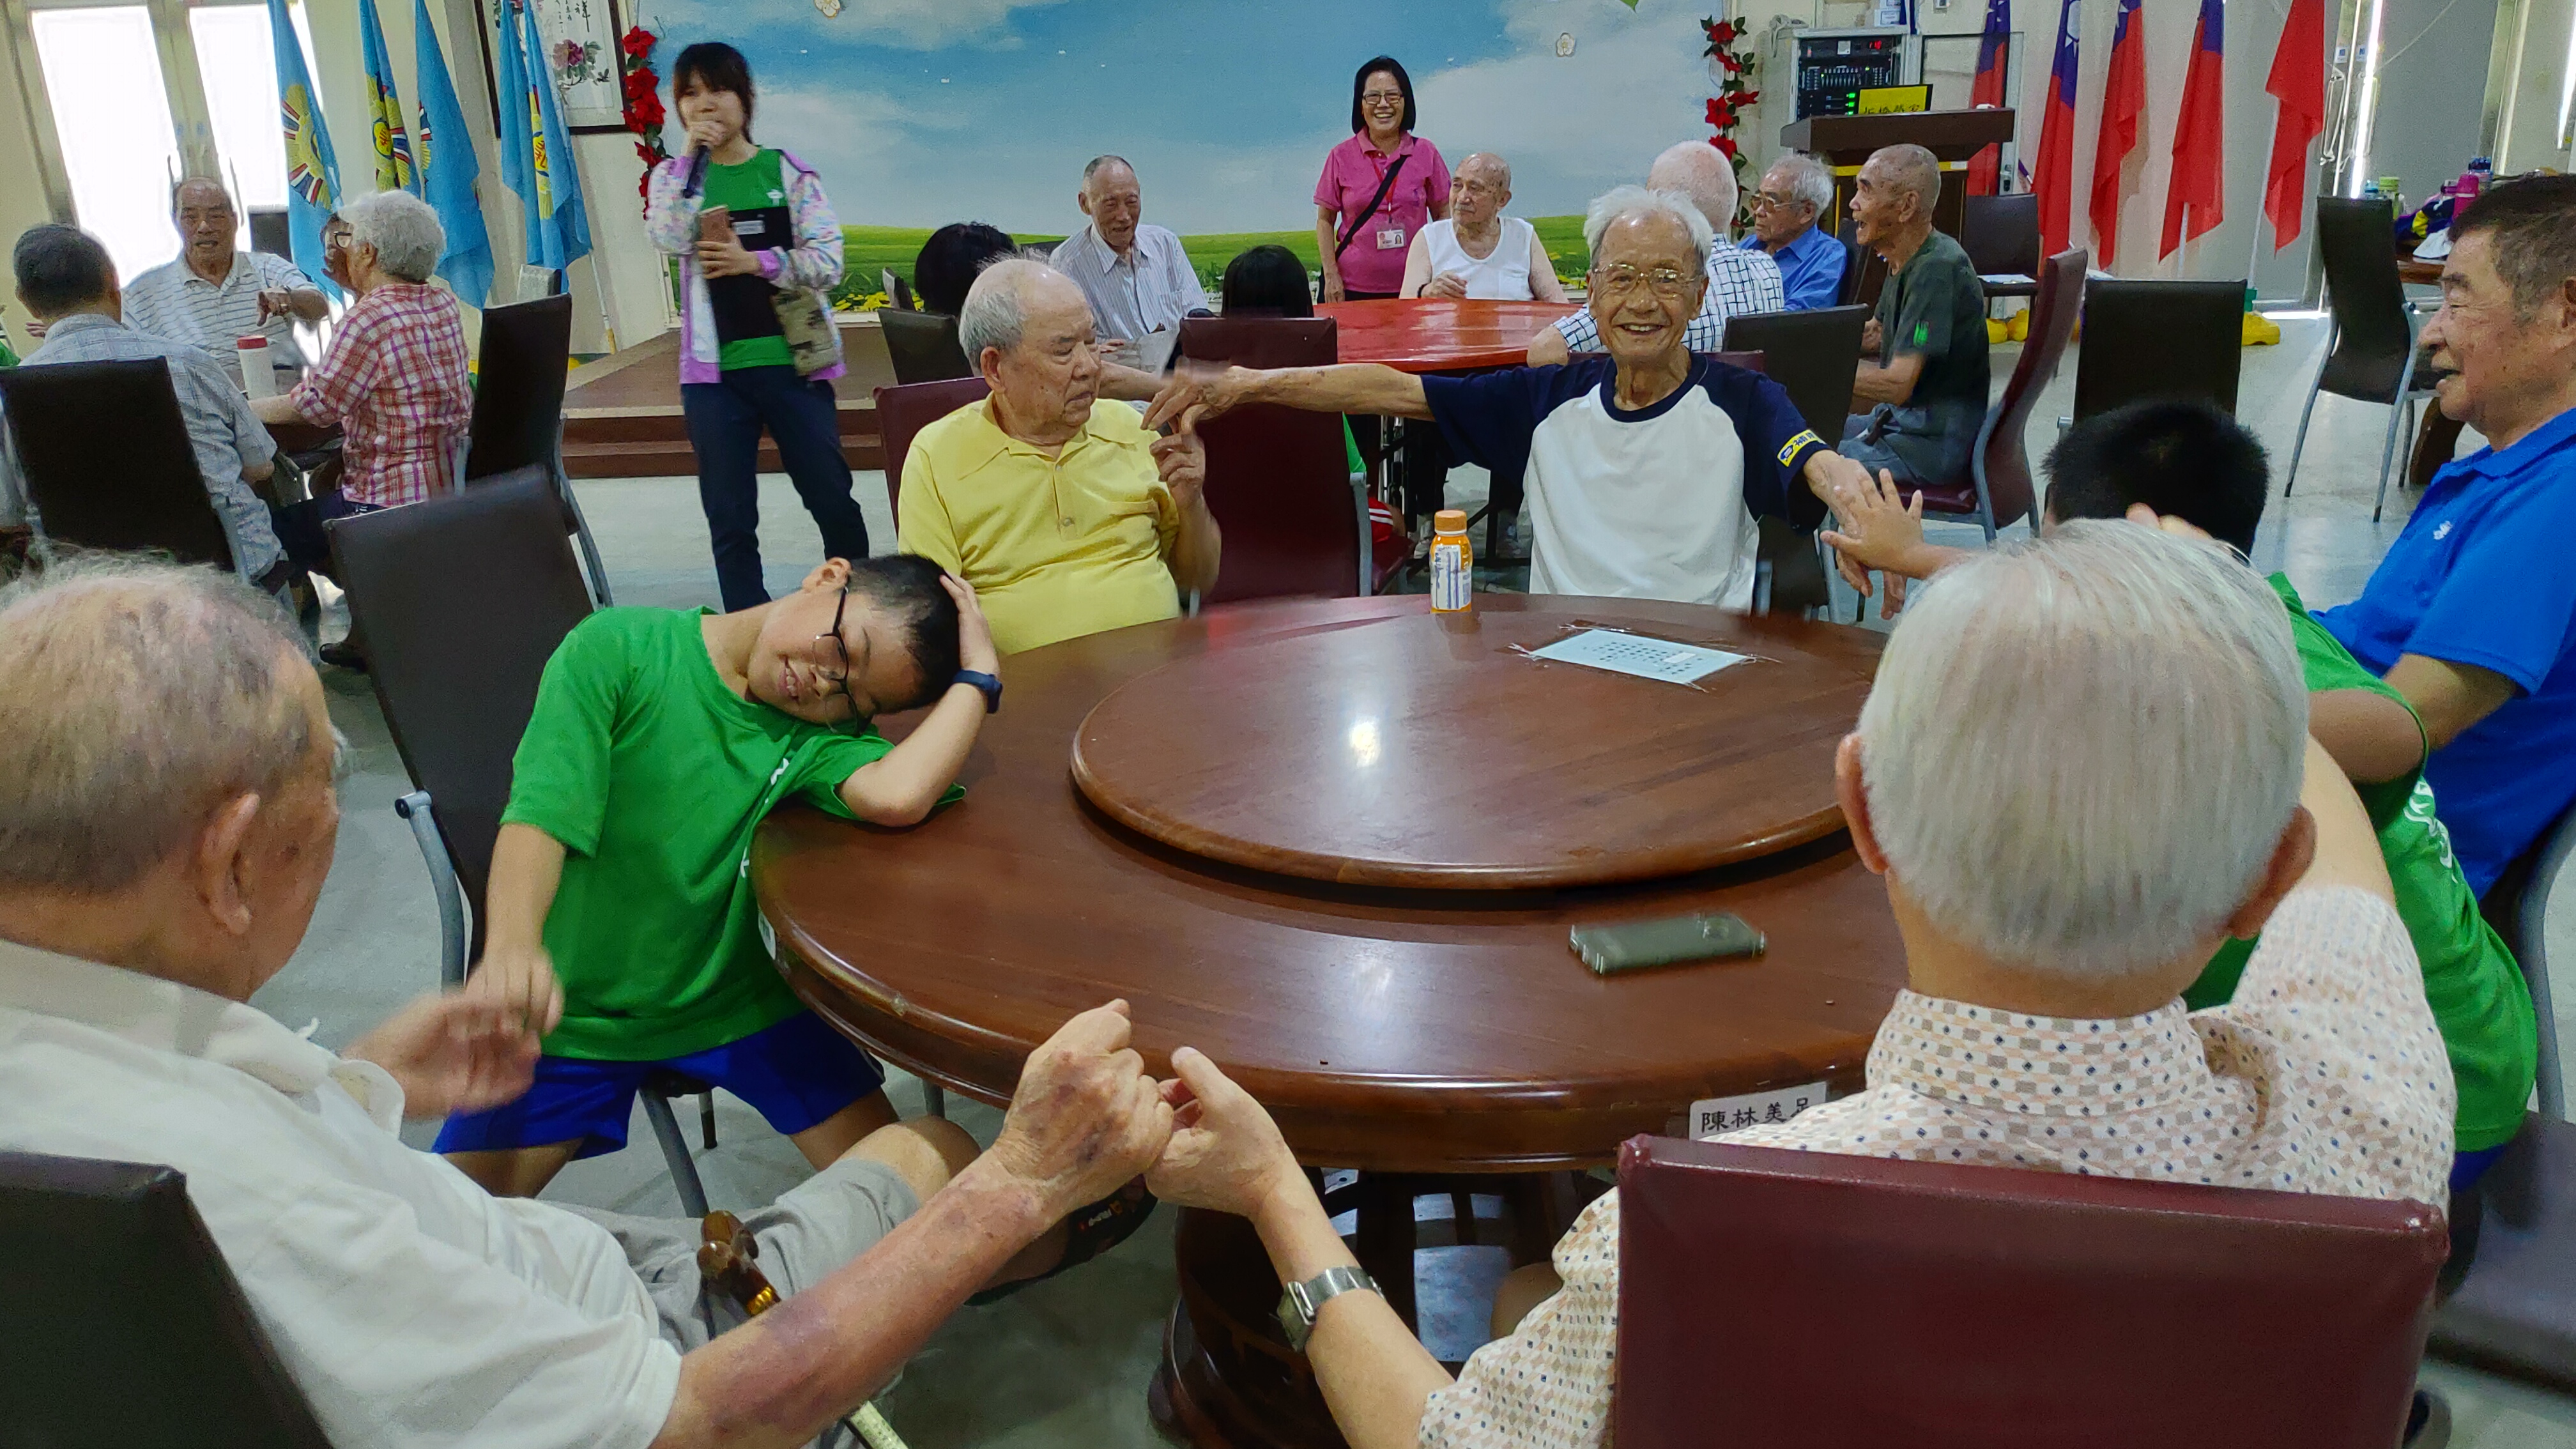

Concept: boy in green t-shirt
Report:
left=1820, top=401, right=2538, bottom=1188
left=436, top=555, right=1005, bottom=1199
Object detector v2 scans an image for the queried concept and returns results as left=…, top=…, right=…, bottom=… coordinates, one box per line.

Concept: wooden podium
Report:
left=1779, top=108, right=2016, bottom=242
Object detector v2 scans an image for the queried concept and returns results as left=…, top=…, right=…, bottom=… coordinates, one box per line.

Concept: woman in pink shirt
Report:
left=1314, top=56, right=1451, bottom=303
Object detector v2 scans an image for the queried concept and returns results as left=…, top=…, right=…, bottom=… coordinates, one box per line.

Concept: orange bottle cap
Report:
left=1432, top=509, right=1469, bottom=533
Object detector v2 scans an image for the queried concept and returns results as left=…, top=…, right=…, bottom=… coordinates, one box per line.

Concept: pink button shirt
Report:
left=1315, top=133, right=1451, bottom=296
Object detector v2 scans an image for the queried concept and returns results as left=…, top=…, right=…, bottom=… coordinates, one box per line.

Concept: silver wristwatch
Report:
left=1276, top=1264, right=1379, bottom=1353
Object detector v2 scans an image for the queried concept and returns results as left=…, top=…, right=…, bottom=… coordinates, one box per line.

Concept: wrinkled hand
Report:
left=1425, top=272, right=1469, bottom=300
left=256, top=288, right=296, bottom=324
left=1143, top=362, right=1250, bottom=434
left=344, top=992, right=542, bottom=1119
left=986, top=1002, right=1175, bottom=1220
left=463, top=939, right=564, bottom=1036
left=1146, top=1047, right=1303, bottom=1222
left=1320, top=270, right=1347, bottom=305
left=1820, top=468, right=1926, bottom=620
left=1151, top=417, right=1208, bottom=512
left=1861, top=318, right=1883, bottom=354
left=696, top=234, right=762, bottom=280
left=941, top=572, right=999, bottom=675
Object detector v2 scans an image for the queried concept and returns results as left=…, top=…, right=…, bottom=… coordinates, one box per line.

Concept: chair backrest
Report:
left=1721, top=305, right=1869, bottom=443
left=1613, top=1135, right=2445, bottom=1449
left=328, top=468, right=594, bottom=956
left=1836, top=230, right=1875, bottom=307
left=0, top=1151, right=334, bottom=1448
left=2072, top=279, right=2246, bottom=421
left=2480, top=801, right=2573, bottom=1119
left=1974, top=248, right=2090, bottom=532
left=2313, top=196, right=2420, bottom=404
left=879, top=269, right=916, bottom=310
left=1961, top=192, right=2043, bottom=279
left=880, top=308, right=974, bottom=385
left=463, top=293, right=574, bottom=480
left=1176, top=316, right=1359, bottom=604
left=873, top=376, right=992, bottom=517
left=0, top=358, right=234, bottom=571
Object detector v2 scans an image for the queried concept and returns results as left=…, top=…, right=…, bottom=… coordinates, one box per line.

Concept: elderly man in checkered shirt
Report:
left=1526, top=141, right=1784, bottom=367
left=1140, top=521, right=2456, bottom=1449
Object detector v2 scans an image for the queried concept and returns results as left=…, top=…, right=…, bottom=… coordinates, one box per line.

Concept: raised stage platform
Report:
left=563, top=315, right=900, bottom=479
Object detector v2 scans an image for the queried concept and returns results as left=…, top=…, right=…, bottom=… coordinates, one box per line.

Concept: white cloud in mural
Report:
left=645, top=0, right=1068, bottom=51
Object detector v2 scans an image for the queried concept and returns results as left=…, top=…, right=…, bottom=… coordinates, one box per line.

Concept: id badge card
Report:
left=1376, top=226, right=1406, bottom=250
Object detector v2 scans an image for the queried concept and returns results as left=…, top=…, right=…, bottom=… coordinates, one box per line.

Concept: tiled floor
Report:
left=253, top=313, right=2576, bottom=1447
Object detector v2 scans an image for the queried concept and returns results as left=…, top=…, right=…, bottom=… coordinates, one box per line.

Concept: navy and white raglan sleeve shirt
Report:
left=1423, top=356, right=1827, bottom=606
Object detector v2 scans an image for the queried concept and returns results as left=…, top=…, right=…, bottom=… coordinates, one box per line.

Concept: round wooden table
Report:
left=756, top=594, right=1902, bottom=1447
left=1317, top=297, right=1581, bottom=372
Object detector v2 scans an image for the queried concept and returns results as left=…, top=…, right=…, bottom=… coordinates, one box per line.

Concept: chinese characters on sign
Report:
left=1687, top=1080, right=1829, bottom=1140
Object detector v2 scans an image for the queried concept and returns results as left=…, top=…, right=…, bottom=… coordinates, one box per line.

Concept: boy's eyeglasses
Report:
left=811, top=585, right=853, bottom=694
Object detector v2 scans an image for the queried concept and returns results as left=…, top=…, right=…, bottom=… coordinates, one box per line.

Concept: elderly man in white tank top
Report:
left=1400, top=153, right=1567, bottom=302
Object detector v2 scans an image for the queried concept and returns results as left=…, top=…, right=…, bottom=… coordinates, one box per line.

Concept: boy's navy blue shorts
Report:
left=433, top=1010, right=884, bottom=1160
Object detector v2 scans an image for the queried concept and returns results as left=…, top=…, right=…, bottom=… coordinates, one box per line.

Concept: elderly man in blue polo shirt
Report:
left=2318, top=174, right=2576, bottom=898
left=1744, top=152, right=1847, bottom=311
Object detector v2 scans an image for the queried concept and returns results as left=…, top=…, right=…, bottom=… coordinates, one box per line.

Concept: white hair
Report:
left=1770, top=151, right=1834, bottom=217
left=1645, top=141, right=1740, bottom=234
left=1855, top=522, right=2308, bottom=977
left=1582, top=185, right=1713, bottom=274
left=958, top=256, right=1071, bottom=360
left=0, top=556, right=317, bottom=892
left=343, top=189, right=445, bottom=283
left=1872, top=143, right=1943, bottom=217
left=1459, top=151, right=1512, bottom=190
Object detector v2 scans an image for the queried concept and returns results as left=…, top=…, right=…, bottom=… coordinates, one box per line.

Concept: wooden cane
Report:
left=697, top=1211, right=910, bottom=1449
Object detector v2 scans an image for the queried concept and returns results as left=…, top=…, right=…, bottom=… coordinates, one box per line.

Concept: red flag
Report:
left=2262, top=0, right=2326, bottom=249
left=2090, top=0, right=2147, bottom=266
left=2159, top=0, right=2228, bottom=259
left=1966, top=0, right=2012, bottom=194
left=2032, top=0, right=2081, bottom=256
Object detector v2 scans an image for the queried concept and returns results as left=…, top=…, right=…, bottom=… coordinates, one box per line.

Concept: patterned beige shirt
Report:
left=1418, top=886, right=2457, bottom=1449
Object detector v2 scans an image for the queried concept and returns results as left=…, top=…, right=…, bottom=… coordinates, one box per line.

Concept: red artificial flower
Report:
left=1708, top=20, right=1738, bottom=45
left=1710, top=135, right=1740, bottom=160
left=620, top=25, right=656, bottom=60
left=1735, top=88, right=1761, bottom=109
left=1714, top=49, right=1744, bottom=73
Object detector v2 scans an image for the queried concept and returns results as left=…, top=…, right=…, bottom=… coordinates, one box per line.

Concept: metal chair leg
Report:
left=643, top=1090, right=712, bottom=1218
left=923, top=1082, right=946, bottom=1119
left=2284, top=376, right=2325, bottom=498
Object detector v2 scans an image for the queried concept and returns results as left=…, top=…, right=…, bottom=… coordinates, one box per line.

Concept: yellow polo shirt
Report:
left=897, top=398, right=1182, bottom=656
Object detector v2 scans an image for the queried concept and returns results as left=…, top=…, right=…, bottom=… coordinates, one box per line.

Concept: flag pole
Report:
left=2246, top=108, right=2277, bottom=291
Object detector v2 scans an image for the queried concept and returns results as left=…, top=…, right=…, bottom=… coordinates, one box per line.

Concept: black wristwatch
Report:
left=955, top=670, right=1002, bottom=714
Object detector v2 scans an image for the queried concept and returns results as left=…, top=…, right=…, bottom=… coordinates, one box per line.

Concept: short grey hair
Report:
left=1871, top=143, right=1942, bottom=217
left=0, top=555, right=317, bottom=893
left=1645, top=141, right=1740, bottom=234
left=171, top=176, right=237, bottom=215
left=1855, top=522, right=2308, bottom=977
left=342, top=188, right=444, bottom=284
left=1082, top=154, right=1135, bottom=187
left=1582, top=185, right=1713, bottom=274
left=958, top=256, right=1061, bottom=360
left=1769, top=152, right=1834, bottom=217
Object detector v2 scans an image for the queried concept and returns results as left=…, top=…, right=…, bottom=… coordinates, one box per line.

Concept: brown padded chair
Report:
left=0, top=1151, right=332, bottom=1448
left=1962, top=193, right=2043, bottom=301
left=1177, top=316, right=1363, bottom=603
left=880, top=308, right=974, bottom=385
left=1897, top=248, right=2086, bottom=546
left=2071, top=278, right=2246, bottom=422
left=873, top=375, right=992, bottom=518
left=1614, top=1135, right=2446, bottom=1449
left=0, top=357, right=236, bottom=572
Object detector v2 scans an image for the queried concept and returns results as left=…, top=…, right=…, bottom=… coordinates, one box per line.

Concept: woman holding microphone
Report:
left=645, top=41, right=868, bottom=613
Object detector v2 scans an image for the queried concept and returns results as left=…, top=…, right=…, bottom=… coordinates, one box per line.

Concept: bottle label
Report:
left=1430, top=539, right=1471, bottom=611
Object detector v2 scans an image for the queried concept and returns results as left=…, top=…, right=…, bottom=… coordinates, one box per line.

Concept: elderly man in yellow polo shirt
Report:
left=897, top=258, right=1221, bottom=654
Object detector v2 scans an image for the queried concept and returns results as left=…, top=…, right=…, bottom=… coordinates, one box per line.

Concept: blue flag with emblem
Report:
left=266, top=0, right=342, bottom=298
left=356, top=0, right=415, bottom=194
left=412, top=0, right=493, bottom=303
left=511, top=0, right=592, bottom=273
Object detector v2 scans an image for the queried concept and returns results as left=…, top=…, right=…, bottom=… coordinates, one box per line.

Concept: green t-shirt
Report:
left=701, top=148, right=795, bottom=373
left=2186, top=576, right=2537, bottom=1151
left=503, top=607, right=894, bottom=1061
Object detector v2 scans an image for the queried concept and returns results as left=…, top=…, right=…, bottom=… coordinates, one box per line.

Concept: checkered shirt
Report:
left=1418, top=886, right=2457, bottom=1449
left=1554, top=243, right=1786, bottom=355
left=286, top=282, right=470, bottom=508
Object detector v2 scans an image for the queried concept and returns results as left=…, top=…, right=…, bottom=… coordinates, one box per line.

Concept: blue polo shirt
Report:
left=1742, top=226, right=1847, bottom=312
left=2317, top=404, right=2576, bottom=894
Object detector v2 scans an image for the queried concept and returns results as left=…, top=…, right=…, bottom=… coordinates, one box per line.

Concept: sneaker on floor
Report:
left=318, top=641, right=369, bottom=673
left=2406, top=1386, right=2451, bottom=1448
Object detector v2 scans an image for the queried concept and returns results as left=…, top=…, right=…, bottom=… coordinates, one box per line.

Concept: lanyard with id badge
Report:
left=1333, top=153, right=1411, bottom=261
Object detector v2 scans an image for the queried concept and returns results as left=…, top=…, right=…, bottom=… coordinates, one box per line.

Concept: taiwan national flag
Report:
left=2262, top=0, right=2327, bottom=249
left=2160, top=0, right=2228, bottom=259
left=1967, top=0, right=2012, bottom=194
left=2030, top=0, right=2080, bottom=257
left=2091, top=0, right=2148, bottom=266
left=266, top=0, right=342, bottom=299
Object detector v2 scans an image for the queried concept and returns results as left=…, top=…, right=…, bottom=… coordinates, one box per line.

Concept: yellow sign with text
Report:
left=1856, top=84, right=1932, bottom=115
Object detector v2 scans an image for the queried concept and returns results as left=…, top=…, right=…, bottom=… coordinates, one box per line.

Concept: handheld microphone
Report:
left=682, top=143, right=710, bottom=199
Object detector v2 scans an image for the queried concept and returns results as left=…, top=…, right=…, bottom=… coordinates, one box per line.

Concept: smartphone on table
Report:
left=1570, top=912, right=1765, bottom=975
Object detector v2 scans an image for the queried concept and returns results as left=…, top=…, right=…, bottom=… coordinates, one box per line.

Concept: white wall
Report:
left=2494, top=0, right=2576, bottom=171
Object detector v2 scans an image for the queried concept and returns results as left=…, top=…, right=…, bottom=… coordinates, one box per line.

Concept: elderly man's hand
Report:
left=1151, top=418, right=1208, bottom=512
left=1861, top=318, right=1883, bottom=354
left=344, top=992, right=542, bottom=1119
left=1143, top=363, right=1252, bottom=434
left=985, top=1002, right=1175, bottom=1221
left=1146, top=1047, right=1303, bottom=1223
left=940, top=572, right=999, bottom=676
left=1424, top=272, right=1469, bottom=300
left=256, top=288, right=296, bottom=325
left=1819, top=467, right=1928, bottom=619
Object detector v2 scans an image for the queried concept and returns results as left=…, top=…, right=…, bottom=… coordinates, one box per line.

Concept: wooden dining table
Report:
left=1315, top=296, right=1581, bottom=372
left=756, top=592, right=1903, bottom=1449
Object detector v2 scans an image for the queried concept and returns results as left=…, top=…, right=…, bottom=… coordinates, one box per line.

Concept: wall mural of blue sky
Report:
left=639, top=0, right=1716, bottom=234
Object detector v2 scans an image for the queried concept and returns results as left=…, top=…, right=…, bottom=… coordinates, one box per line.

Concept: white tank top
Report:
left=1420, top=216, right=1537, bottom=300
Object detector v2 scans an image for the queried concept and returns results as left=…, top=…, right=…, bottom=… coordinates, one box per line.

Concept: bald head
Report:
left=1871, top=144, right=1942, bottom=215
left=1646, top=141, right=1740, bottom=236
left=1459, top=153, right=1512, bottom=191
left=1852, top=143, right=1942, bottom=253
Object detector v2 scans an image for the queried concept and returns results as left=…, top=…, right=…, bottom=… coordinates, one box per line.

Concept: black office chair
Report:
left=2284, top=197, right=2441, bottom=521
left=0, top=1151, right=334, bottom=1448
left=0, top=358, right=238, bottom=572
left=1835, top=229, right=1877, bottom=308
left=1722, top=306, right=1870, bottom=615
left=326, top=471, right=715, bottom=1214
left=880, top=309, right=974, bottom=384
left=2070, top=279, right=2245, bottom=421
left=462, top=293, right=611, bottom=604
left=1961, top=194, right=2043, bottom=302
left=880, top=270, right=917, bottom=311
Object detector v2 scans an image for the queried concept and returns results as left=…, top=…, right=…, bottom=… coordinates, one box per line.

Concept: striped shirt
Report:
left=123, top=250, right=319, bottom=374
left=284, top=282, right=470, bottom=509
left=1554, top=243, right=1786, bottom=355
left=19, top=313, right=282, bottom=578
